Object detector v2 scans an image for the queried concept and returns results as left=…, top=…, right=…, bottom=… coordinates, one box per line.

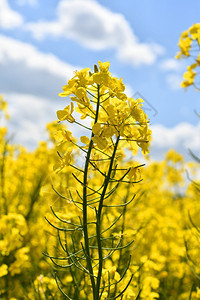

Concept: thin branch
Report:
left=45, top=217, right=82, bottom=232
left=50, top=206, right=81, bottom=227
left=107, top=274, right=134, bottom=299
left=89, top=238, right=134, bottom=251
left=51, top=184, right=68, bottom=200
left=69, top=190, right=83, bottom=211
left=55, top=274, right=73, bottom=300
left=103, top=194, right=135, bottom=208
left=74, top=120, right=92, bottom=131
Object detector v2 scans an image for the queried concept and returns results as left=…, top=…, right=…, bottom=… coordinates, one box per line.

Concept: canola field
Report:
left=1, top=24, right=200, bottom=300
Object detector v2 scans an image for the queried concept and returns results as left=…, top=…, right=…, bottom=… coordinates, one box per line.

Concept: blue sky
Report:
left=0, top=0, right=200, bottom=160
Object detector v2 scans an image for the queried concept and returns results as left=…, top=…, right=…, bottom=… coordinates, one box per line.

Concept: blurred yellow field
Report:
left=1, top=52, right=200, bottom=299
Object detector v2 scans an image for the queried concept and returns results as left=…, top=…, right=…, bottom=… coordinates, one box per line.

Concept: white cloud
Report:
left=26, top=0, right=164, bottom=66
left=0, top=34, right=75, bottom=77
left=159, top=58, right=181, bottom=72
left=0, top=34, right=76, bottom=99
left=0, top=0, right=23, bottom=29
left=159, top=58, right=186, bottom=90
left=0, top=35, right=95, bottom=149
left=124, top=85, right=134, bottom=97
left=150, top=122, right=200, bottom=160
left=165, top=74, right=182, bottom=90
left=7, top=93, right=53, bottom=148
left=0, top=34, right=78, bottom=148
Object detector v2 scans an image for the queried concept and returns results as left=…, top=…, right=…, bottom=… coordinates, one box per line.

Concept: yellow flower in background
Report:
left=0, top=264, right=8, bottom=277
left=176, top=23, right=200, bottom=90
left=2, top=59, right=200, bottom=299
left=0, top=95, right=10, bottom=119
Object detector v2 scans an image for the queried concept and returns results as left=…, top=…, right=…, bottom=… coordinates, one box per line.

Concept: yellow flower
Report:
left=75, top=102, right=95, bottom=119
left=75, top=87, right=87, bottom=99
left=92, top=135, right=108, bottom=150
left=196, top=287, right=200, bottom=298
left=0, top=264, right=8, bottom=277
left=53, top=151, right=72, bottom=172
left=128, top=163, right=142, bottom=181
left=165, top=149, right=183, bottom=163
left=181, top=66, right=196, bottom=88
left=176, top=24, right=200, bottom=90
left=57, top=102, right=75, bottom=123
left=92, top=122, right=102, bottom=135
left=92, top=61, right=110, bottom=85
left=98, top=61, right=110, bottom=72
left=101, top=292, right=108, bottom=299
left=189, top=23, right=200, bottom=40
left=80, top=135, right=90, bottom=146
left=0, top=95, right=10, bottom=119
left=59, top=78, right=77, bottom=97
left=54, top=129, right=73, bottom=148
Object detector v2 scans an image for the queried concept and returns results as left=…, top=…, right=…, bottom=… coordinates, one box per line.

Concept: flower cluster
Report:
left=57, top=61, right=151, bottom=164
left=176, top=23, right=200, bottom=89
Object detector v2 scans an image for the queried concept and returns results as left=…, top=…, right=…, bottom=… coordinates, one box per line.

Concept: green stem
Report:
left=95, top=134, right=120, bottom=299
left=117, top=186, right=129, bottom=275
left=82, top=84, right=100, bottom=299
